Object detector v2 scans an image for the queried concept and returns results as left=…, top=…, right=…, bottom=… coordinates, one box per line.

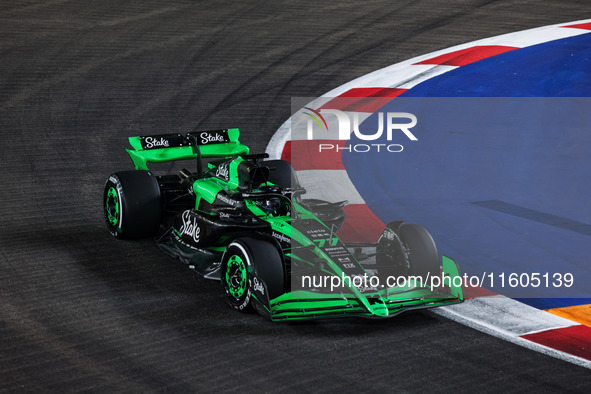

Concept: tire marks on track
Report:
left=2, top=1, right=591, bottom=391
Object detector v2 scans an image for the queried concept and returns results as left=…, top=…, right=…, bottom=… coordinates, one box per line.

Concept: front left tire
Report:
left=221, top=236, right=285, bottom=312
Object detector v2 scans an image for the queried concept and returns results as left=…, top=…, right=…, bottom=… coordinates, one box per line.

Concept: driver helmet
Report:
left=258, top=197, right=281, bottom=215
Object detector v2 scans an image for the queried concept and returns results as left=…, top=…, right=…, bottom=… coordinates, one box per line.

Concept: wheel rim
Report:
left=105, top=186, right=120, bottom=227
left=378, top=231, right=410, bottom=277
left=225, top=254, right=247, bottom=299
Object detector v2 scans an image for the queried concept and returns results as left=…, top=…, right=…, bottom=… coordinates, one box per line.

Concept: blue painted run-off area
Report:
left=343, top=32, right=591, bottom=307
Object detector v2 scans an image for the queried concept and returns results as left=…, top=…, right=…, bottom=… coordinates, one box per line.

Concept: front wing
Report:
left=251, top=256, right=464, bottom=321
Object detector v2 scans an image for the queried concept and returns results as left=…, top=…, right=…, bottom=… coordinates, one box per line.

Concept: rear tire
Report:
left=103, top=170, right=161, bottom=239
left=265, top=159, right=299, bottom=188
left=221, top=237, right=285, bottom=312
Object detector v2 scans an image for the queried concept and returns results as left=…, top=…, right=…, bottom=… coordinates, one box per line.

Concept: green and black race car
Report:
left=103, top=128, right=463, bottom=320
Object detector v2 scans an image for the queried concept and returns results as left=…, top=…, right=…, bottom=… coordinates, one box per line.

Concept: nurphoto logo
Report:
left=303, top=106, right=418, bottom=153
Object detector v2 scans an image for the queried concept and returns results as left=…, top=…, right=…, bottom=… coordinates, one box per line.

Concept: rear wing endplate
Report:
left=126, top=128, right=250, bottom=170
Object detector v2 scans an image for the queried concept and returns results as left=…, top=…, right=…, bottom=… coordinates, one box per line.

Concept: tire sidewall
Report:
left=376, top=222, right=410, bottom=279
left=104, top=175, right=125, bottom=238
left=221, top=241, right=254, bottom=311
left=103, top=170, right=161, bottom=239
left=399, top=224, right=440, bottom=281
left=221, top=236, right=285, bottom=312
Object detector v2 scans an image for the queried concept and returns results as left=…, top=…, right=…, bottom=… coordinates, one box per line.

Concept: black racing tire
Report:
left=376, top=221, right=409, bottom=280
left=376, top=221, right=440, bottom=285
left=221, top=237, right=285, bottom=312
left=264, top=159, right=299, bottom=188
left=399, top=224, right=440, bottom=283
left=103, top=170, right=162, bottom=239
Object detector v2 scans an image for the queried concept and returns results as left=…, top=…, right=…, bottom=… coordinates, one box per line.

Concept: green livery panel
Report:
left=107, top=128, right=464, bottom=321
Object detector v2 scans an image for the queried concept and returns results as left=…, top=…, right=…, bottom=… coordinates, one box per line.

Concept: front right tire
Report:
left=399, top=223, right=440, bottom=283
left=376, top=221, right=440, bottom=285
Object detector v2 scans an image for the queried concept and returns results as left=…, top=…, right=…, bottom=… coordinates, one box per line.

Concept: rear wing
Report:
left=126, top=128, right=250, bottom=170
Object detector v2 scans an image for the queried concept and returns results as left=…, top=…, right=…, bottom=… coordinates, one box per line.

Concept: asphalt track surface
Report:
left=1, top=1, right=591, bottom=392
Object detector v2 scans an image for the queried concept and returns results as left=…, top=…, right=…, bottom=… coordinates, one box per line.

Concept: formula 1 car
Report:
left=103, top=128, right=463, bottom=320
